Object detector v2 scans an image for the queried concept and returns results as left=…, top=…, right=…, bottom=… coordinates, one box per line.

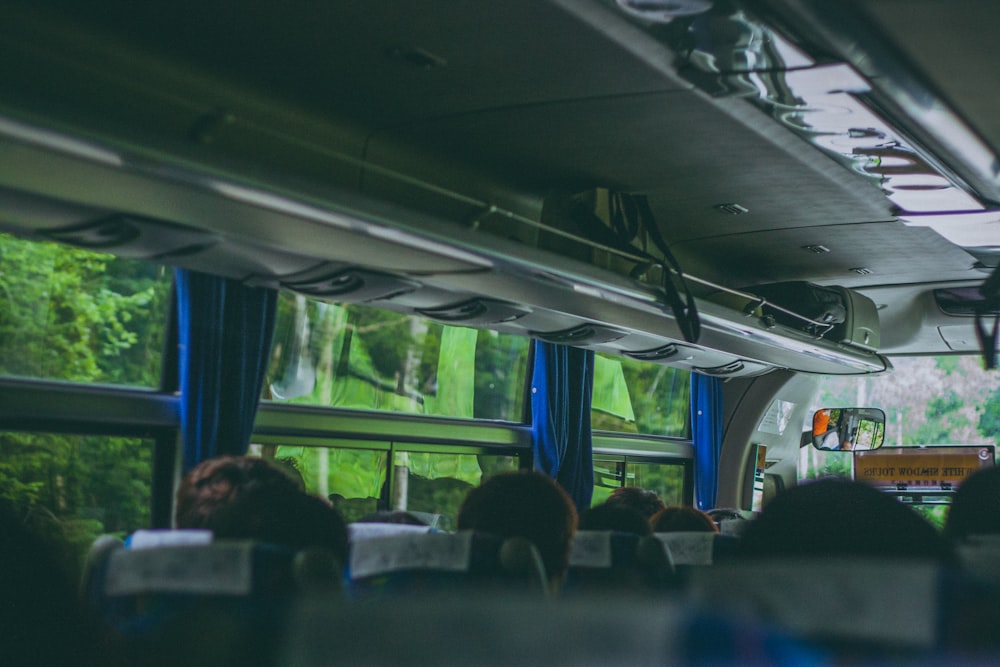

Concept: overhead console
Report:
left=0, top=127, right=887, bottom=378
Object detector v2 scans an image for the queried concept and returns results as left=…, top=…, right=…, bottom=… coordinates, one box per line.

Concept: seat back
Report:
left=348, top=530, right=547, bottom=598
left=86, top=537, right=342, bottom=641
left=655, top=531, right=717, bottom=566
left=564, top=531, right=674, bottom=594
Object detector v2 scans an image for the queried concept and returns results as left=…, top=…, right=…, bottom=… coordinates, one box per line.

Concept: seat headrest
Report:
left=569, top=531, right=619, bottom=568
left=125, top=529, right=213, bottom=549
left=655, top=532, right=716, bottom=565
left=347, top=522, right=432, bottom=542
left=349, top=531, right=474, bottom=580
left=104, top=541, right=257, bottom=596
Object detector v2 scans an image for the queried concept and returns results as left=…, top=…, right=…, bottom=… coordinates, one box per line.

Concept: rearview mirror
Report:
left=812, top=407, right=885, bottom=451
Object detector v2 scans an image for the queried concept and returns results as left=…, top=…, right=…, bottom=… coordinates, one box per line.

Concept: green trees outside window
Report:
left=593, top=353, right=690, bottom=438
left=266, top=293, right=530, bottom=421
left=0, top=433, right=152, bottom=579
left=0, top=233, right=170, bottom=386
left=0, top=233, right=169, bottom=578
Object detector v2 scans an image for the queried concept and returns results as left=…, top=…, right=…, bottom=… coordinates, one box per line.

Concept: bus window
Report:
left=591, top=455, right=692, bottom=508
left=251, top=443, right=389, bottom=523
left=592, top=459, right=625, bottom=505
left=0, top=432, right=152, bottom=578
left=626, top=460, right=688, bottom=507
left=391, top=450, right=519, bottom=531
left=0, top=232, right=171, bottom=388
left=592, top=353, right=690, bottom=438
left=266, top=293, right=530, bottom=421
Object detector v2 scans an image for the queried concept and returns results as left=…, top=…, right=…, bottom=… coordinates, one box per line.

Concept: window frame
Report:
left=251, top=411, right=529, bottom=520
left=0, top=377, right=179, bottom=529
left=592, top=432, right=695, bottom=506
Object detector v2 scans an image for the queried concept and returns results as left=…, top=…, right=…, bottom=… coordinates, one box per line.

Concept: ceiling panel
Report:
left=671, top=221, right=981, bottom=289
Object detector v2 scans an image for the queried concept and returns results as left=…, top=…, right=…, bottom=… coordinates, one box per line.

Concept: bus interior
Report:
left=2, top=0, right=1000, bottom=663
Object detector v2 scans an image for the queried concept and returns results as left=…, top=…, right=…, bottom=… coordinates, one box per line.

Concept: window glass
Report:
left=591, top=458, right=689, bottom=507
left=251, top=444, right=388, bottom=523
left=626, top=461, right=687, bottom=507
left=265, top=294, right=530, bottom=421
left=592, top=353, right=690, bottom=437
left=800, top=355, right=1000, bottom=530
left=592, top=459, right=624, bottom=506
left=807, top=356, right=1000, bottom=449
left=391, top=451, right=519, bottom=531
left=801, top=355, right=1000, bottom=483
left=0, top=432, right=152, bottom=578
left=0, top=232, right=171, bottom=387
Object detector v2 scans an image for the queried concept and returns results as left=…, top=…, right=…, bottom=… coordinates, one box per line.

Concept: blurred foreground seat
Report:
left=83, top=534, right=342, bottom=665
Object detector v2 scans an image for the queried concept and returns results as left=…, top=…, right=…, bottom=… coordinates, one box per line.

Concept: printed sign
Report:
left=855, top=446, right=994, bottom=490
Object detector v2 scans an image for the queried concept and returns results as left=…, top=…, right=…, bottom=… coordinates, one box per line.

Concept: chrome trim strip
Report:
left=0, top=378, right=177, bottom=431
left=254, top=402, right=532, bottom=448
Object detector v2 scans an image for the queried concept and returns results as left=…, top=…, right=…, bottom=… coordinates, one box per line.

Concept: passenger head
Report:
left=578, top=504, right=651, bottom=536
left=603, top=487, right=666, bottom=520
left=650, top=506, right=718, bottom=533
left=944, top=465, right=1000, bottom=542
left=175, top=455, right=303, bottom=529
left=206, top=483, right=349, bottom=567
left=457, top=471, right=577, bottom=585
left=738, top=478, right=952, bottom=562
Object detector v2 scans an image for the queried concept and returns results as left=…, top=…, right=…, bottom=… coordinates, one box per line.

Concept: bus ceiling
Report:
left=0, top=1, right=996, bottom=372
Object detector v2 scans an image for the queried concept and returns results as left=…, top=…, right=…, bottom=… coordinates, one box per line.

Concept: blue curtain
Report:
left=530, top=340, right=594, bottom=512
left=175, top=269, right=278, bottom=472
left=691, top=373, right=724, bottom=511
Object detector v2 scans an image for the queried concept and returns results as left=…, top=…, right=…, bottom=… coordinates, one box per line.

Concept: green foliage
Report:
left=628, top=462, right=686, bottom=506
left=978, top=386, right=1000, bottom=445
left=275, top=445, right=387, bottom=522
left=399, top=452, right=518, bottom=531
left=267, top=294, right=530, bottom=420
left=590, top=460, right=687, bottom=508
left=0, top=233, right=168, bottom=386
left=911, top=504, right=948, bottom=532
left=473, top=330, right=529, bottom=420
left=811, top=356, right=1000, bottom=452
left=0, top=432, right=152, bottom=578
left=0, top=234, right=165, bottom=578
left=593, top=353, right=690, bottom=437
left=936, top=356, right=960, bottom=375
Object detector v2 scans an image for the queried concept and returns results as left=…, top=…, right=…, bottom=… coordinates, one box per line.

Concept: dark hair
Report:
left=650, top=506, right=718, bottom=533
left=603, top=487, right=666, bottom=520
left=944, top=465, right=1000, bottom=542
left=578, top=504, right=651, bottom=536
left=738, top=478, right=952, bottom=562
left=175, top=455, right=303, bottom=529
left=457, top=471, right=578, bottom=582
left=207, top=484, right=349, bottom=567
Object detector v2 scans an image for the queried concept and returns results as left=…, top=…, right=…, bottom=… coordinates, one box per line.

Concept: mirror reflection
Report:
left=812, top=407, right=886, bottom=451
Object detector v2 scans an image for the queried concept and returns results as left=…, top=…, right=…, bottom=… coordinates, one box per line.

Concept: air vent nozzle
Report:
left=281, top=267, right=419, bottom=302
left=533, top=324, right=626, bottom=346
